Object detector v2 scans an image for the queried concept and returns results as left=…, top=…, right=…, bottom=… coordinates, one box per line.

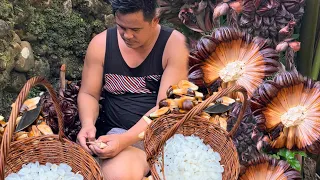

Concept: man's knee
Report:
left=103, top=167, right=141, bottom=180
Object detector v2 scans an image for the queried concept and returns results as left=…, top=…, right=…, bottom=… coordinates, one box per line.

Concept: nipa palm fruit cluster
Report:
left=239, top=154, right=301, bottom=180
left=251, top=70, right=320, bottom=154
left=41, top=81, right=81, bottom=142
left=188, top=27, right=279, bottom=99
left=41, top=65, right=81, bottom=142
left=147, top=80, right=236, bottom=131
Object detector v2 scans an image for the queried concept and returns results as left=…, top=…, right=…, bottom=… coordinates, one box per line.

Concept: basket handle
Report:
left=157, top=85, right=248, bottom=151
left=0, top=77, right=65, bottom=179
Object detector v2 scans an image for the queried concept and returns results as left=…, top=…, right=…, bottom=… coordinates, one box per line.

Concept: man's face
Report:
left=115, top=11, right=157, bottom=49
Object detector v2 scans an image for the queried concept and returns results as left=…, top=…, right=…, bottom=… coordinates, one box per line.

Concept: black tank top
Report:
left=99, top=26, right=173, bottom=134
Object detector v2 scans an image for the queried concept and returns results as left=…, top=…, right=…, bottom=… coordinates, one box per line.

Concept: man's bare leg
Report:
left=100, top=146, right=150, bottom=180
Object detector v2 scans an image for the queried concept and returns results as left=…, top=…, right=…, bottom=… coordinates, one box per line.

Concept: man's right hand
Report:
left=77, top=125, right=97, bottom=154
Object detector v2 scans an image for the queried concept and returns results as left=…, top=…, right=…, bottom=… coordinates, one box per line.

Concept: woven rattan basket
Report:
left=0, top=77, right=103, bottom=180
left=144, top=85, right=248, bottom=180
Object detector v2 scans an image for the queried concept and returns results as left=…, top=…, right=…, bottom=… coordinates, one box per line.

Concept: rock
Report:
left=27, top=58, right=50, bottom=79
left=104, top=14, right=115, bottom=28
left=0, top=39, right=9, bottom=52
left=72, top=0, right=112, bottom=18
left=4, top=71, right=27, bottom=93
left=0, top=71, right=10, bottom=90
left=63, top=0, right=73, bottom=15
left=14, top=41, right=35, bottom=72
left=10, top=42, right=22, bottom=55
left=12, top=32, right=21, bottom=44
left=0, top=48, right=15, bottom=72
left=0, top=20, right=10, bottom=39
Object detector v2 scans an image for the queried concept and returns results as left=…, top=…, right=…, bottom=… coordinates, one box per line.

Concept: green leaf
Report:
left=271, top=154, right=280, bottom=159
left=277, top=149, right=287, bottom=158
left=285, top=150, right=295, bottom=160
left=288, top=159, right=302, bottom=171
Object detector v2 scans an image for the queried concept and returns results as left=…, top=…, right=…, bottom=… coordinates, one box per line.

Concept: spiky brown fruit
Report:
left=251, top=71, right=320, bottom=154
left=228, top=0, right=305, bottom=44
left=41, top=81, right=82, bottom=142
left=228, top=102, right=259, bottom=165
left=240, top=154, right=301, bottom=180
left=188, top=27, right=279, bottom=98
left=157, top=0, right=222, bottom=33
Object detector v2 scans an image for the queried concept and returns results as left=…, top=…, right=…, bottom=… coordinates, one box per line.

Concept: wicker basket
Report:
left=0, top=77, right=103, bottom=180
left=144, top=85, right=248, bottom=180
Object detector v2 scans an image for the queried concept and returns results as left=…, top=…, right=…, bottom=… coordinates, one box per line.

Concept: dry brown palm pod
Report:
left=28, top=125, right=41, bottom=137
left=251, top=71, right=320, bottom=154
left=219, top=116, right=228, bottom=131
left=37, top=124, right=54, bottom=135
left=209, top=115, right=220, bottom=125
left=182, top=99, right=194, bottom=111
left=200, top=112, right=211, bottom=120
left=174, top=96, right=196, bottom=109
left=219, top=96, right=236, bottom=106
left=239, top=154, right=301, bottom=180
left=177, top=80, right=199, bottom=91
left=172, top=88, right=195, bottom=97
left=195, top=91, right=204, bottom=99
left=14, top=131, right=28, bottom=141
left=159, top=99, right=176, bottom=108
left=149, top=107, right=170, bottom=119
left=166, top=85, right=179, bottom=98
left=188, top=27, right=279, bottom=99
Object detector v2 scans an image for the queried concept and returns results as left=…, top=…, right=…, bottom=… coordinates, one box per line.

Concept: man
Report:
left=77, top=0, right=189, bottom=179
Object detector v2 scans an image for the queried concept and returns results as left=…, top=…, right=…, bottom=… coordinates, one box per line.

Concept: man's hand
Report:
left=77, top=125, right=97, bottom=154
left=89, top=134, right=126, bottom=159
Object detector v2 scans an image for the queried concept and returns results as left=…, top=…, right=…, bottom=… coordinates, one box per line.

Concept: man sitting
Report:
left=77, top=0, right=189, bottom=179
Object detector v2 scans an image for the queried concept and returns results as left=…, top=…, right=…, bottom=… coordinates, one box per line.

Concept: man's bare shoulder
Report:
left=85, top=30, right=107, bottom=65
left=88, top=30, right=107, bottom=49
left=167, top=30, right=187, bottom=46
left=164, top=29, right=189, bottom=58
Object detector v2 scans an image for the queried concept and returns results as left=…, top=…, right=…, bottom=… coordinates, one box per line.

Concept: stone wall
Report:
left=0, top=0, right=115, bottom=118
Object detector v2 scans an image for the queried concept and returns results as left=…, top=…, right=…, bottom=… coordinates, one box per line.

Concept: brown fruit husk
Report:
left=251, top=71, right=320, bottom=154
left=240, top=154, right=301, bottom=180
left=188, top=27, right=279, bottom=99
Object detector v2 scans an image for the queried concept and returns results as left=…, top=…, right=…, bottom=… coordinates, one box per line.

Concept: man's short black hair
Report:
left=110, top=0, right=157, bottom=21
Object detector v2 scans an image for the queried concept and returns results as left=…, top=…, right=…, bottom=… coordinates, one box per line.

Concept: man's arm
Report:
left=120, top=30, right=189, bottom=147
left=77, top=31, right=106, bottom=151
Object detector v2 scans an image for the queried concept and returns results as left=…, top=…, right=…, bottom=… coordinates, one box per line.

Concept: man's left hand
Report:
left=89, top=134, right=127, bottom=159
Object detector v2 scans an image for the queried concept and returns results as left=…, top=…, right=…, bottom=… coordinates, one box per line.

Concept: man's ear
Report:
left=151, top=17, right=159, bottom=27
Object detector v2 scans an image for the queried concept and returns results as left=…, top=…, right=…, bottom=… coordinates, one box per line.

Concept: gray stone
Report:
left=0, top=48, right=15, bottom=72
left=14, top=41, right=35, bottom=72
left=4, top=71, right=27, bottom=93
left=0, top=39, right=9, bottom=52
left=27, top=58, right=50, bottom=79
left=0, top=70, right=10, bottom=91
left=72, top=0, right=111, bottom=17
left=12, top=32, right=21, bottom=44
left=0, top=20, right=10, bottom=39
left=10, top=42, right=22, bottom=56
left=104, top=14, right=115, bottom=28
left=63, top=0, right=73, bottom=15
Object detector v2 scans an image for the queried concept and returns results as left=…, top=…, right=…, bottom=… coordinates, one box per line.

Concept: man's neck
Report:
left=135, top=25, right=160, bottom=52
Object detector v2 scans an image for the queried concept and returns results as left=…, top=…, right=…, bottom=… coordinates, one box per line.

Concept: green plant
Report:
left=271, top=149, right=307, bottom=171
left=297, top=0, right=320, bottom=80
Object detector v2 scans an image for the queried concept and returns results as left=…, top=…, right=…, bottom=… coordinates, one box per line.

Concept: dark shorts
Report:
left=106, top=128, right=145, bottom=151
